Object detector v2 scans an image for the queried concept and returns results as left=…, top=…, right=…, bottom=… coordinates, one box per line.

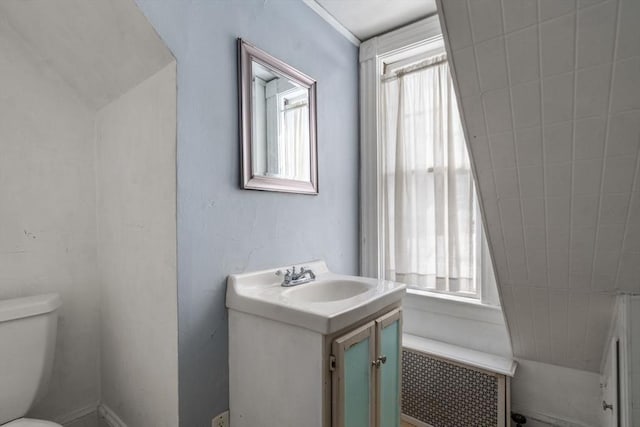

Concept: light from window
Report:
left=380, top=54, right=481, bottom=299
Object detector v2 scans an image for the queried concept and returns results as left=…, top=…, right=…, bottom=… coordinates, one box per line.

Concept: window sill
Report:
left=403, top=333, right=517, bottom=376
left=403, top=288, right=505, bottom=325
left=406, top=288, right=482, bottom=304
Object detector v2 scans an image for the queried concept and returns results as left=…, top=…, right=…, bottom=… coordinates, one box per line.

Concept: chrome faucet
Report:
left=276, top=266, right=316, bottom=287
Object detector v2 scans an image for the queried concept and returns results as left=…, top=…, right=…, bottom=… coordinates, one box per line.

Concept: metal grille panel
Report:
left=402, top=349, right=499, bottom=427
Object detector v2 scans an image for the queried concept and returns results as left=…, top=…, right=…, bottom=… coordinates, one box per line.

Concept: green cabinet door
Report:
left=331, top=309, right=402, bottom=427
left=332, top=322, right=376, bottom=427
left=376, top=309, right=402, bottom=427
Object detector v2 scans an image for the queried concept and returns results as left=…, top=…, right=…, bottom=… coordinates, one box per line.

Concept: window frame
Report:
left=359, top=16, right=499, bottom=306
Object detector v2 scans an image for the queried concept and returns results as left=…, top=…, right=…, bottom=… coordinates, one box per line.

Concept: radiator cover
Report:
left=402, top=349, right=508, bottom=427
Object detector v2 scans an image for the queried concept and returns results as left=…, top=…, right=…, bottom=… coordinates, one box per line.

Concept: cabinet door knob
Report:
left=372, top=356, right=387, bottom=368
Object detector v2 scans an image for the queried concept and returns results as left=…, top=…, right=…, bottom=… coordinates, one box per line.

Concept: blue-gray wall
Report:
left=134, top=1, right=360, bottom=425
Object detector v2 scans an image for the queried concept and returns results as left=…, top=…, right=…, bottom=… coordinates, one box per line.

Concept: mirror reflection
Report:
left=238, top=38, right=317, bottom=194
left=251, top=61, right=311, bottom=182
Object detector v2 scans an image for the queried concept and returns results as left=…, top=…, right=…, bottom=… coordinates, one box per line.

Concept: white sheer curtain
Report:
left=280, top=101, right=310, bottom=181
left=382, top=55, right=478, bottom=296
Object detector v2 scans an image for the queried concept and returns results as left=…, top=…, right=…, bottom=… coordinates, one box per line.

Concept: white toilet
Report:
left=0, top=294, right=63, bottom=427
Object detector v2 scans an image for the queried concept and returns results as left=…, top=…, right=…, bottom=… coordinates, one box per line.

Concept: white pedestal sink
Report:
left=226, top=260, right=406, bottom=334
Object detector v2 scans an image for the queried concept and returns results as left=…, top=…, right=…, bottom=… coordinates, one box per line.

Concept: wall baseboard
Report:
left=55, top=402, right=99, bottom=425
left=97, top=404, right=127, bottom=427
left=401, top=414, right=433, bottom=427
left=512, top=407, right=598, bottom=427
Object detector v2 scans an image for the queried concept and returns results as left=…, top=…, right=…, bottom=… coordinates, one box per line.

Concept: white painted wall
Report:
left=96, top=63, right=178, bottom=427
left=0, top=0, right=174, bottom=111
left=403, top=293, right=512, bottom=358
left=0, top=1, right=176, bottom=424
left=0, top=25, right=101, bottom=421
left=511, top=359, right=602, bottom=427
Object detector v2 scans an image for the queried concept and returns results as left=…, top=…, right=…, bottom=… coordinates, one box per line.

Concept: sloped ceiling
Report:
left=0, top=0, right=174, bottom=110
left=438, top=0, right=640, bottom=372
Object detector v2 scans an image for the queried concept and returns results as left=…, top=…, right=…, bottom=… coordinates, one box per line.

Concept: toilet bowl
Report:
left=0, top=294, right=63, bottom=427
left=3, top=420, right=62, bottom=427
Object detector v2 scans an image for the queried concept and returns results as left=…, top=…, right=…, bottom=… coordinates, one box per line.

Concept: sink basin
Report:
left=285, top=279, right=370, bottom=302
left=226, top=260, right=406, bottom=334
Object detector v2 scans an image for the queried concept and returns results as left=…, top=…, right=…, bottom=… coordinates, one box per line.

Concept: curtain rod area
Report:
left=381, top=55, right=448, bottom=83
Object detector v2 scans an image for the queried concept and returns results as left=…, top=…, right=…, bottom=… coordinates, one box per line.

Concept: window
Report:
left=379, top=51, right=483, bottom=300
left=359, top=17, right=499, bottom=306
left=277, top=87, right=310, bottom=181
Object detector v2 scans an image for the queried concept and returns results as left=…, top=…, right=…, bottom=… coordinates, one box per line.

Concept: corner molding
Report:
left=359, top=16, right=442, bottom=63
left=98, top=404, right=127, bottom=427
left=301, top=0, right=361, bottom=47
left=55, top=402, right=99, bottom=425
left=510, top=407, right=598, bottom=427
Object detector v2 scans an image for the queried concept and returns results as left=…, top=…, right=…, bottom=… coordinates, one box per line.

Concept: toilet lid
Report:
left=3, top=419, right=63, bottom=427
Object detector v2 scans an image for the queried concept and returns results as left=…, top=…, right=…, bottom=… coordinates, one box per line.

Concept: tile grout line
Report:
left=568, top=1, right=582, bottom=368
left=467, top=0, right=514, bottom=288
left=499, top=0, right=538, bottom=361
left=534, top=0, right=557, bottom=367
left=584, top=0, right=624, bottom=368
left=568, top=7, right=579, bottom=295
left=610, top=6, right=640, bottom=297
left=589, top=0, right=622, bottom=290
left=468, top=0, right=521, bottom=355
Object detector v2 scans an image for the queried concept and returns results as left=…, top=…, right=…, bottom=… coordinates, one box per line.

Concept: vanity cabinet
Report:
left=228, top=303, right=403, bottom=427
left=331, top=308, right=402, bottom=427
left=227, top=261, right=406, bottom=427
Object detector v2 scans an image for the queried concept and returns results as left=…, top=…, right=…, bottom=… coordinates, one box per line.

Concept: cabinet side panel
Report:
left=229, top=310, right=324, bottom=427
left=631, top=297, right=640, bottom=424
left=380, top=319, right=401, bottom=427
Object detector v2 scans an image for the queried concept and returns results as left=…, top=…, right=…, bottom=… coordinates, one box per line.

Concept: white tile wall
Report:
left=468, top=0, right=503, bottom=42
left=539, top=0, right=576, bottom=21
left=503, top=0, right=538, bottom=33
left=483, top=88, right=513, bottom=134
left=576, top=1, right=617, bottom=68
left=543, top=122, right=573, bottom=164
left=540, top=15, right=576, bottom=77
left=574, top=117, right=606, bottom=160
left=476, top=37, right=509, bottom=91
left=575, top=64, right=611, bottom=118
left=512, top=80, right=541, bottom=129
left=515, top=127, right=543, bottom=166
left=489, top=131, right=517, bottom=167
left=439, top=0, right=640, bottom=371
left=506, top=27, right=539, bottom=86
left=617, top=0, right=640, bottom=59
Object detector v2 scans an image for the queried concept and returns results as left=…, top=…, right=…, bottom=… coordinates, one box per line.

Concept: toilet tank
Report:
left=0, top=294, right=61, bottom=425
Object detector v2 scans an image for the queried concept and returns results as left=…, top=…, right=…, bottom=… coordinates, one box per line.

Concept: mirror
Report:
left=238, top=38, right=318, bottom=194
